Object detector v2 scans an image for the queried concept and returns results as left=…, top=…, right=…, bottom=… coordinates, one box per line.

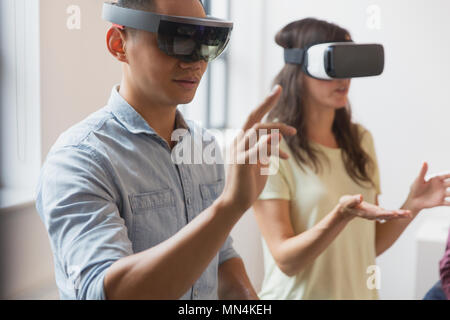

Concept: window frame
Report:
left=0, top=0, right=40, bottom=209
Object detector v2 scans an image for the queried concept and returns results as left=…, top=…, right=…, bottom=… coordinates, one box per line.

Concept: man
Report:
left=440, top=231, right=450, bottom=299
left=424, top=229, right=450, bottom=300
left=36, top=0, right=296, bottom=300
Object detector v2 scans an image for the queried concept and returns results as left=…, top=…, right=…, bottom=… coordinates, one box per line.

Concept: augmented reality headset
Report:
left=102, top=2, right=233, bottom=62
left=284, top=42, right=385, bottom=80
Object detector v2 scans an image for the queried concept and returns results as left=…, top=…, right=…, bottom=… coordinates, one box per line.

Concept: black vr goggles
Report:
left=284, top=42, right=385, bottom=80
left=102, top=2, right=233, bottom=62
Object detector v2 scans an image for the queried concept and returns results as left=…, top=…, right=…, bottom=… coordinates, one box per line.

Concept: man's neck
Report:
left=119, top=80, right=178, bottom=149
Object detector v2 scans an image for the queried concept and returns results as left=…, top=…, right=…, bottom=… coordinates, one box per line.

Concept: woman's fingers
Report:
left=355, top=202, right=412, bottom=220
left=417, top=162, right=428, bottom=182
left=373, top=211, right=412, bottom=220
left=339, top=196, right=412, bottom=221
left=339, top=194, right=363, bottom=209
left=356, top=210, right=410, bottom=221
left=438, top=174, right=450, bottom=181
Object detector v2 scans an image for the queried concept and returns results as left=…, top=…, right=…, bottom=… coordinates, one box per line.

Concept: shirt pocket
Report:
left=199, top=180, right=224, bottom=210
left=129, top=188, right=178, bottom=253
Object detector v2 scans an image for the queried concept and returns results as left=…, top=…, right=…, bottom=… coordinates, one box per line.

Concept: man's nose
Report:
left=178, top=59, right=206, bottom=70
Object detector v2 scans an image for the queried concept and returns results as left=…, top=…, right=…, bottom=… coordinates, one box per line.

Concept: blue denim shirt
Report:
left=36, top=85, right=239, bottom=300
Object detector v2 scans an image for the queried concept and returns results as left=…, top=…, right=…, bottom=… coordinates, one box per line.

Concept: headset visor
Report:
left=157, top=19, right=232, bottom=62
left=102, top=2, right=233, bottom=62
left=284, top=42, right=385, bottom=80
left=326, top=44, right=385, bottom=78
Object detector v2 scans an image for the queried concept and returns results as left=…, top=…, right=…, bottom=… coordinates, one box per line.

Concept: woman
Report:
left=253, top=18, right=450, bottom=300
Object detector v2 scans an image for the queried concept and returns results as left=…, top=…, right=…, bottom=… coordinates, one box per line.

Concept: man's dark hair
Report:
left=115, top=0, right=205, bottom=36
left=116, top=0, right=204, bottom=11
left=116, top=0, right=154, bottom=10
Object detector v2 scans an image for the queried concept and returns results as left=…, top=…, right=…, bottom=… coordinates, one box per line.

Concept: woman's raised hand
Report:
left=405, top=162, right=450, bottom=213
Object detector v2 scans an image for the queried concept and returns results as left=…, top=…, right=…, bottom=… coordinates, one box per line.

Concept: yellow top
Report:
left=258, top=125, right=381, bottom=300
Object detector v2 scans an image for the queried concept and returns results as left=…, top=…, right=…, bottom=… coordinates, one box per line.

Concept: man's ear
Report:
left=106, top=27, right=128, bottom=63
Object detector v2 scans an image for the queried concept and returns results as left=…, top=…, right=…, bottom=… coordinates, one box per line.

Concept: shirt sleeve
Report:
left=36, top=144, right=134, bottom=300
left=258, top=153, right=291, bottom=201
left=361, top=127, right=382, bottom=195
left=218, top=235, right=241, bottom=265
left=439, top=229, right=450, bottom=299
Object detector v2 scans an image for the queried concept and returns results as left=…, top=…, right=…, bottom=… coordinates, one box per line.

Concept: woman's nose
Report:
left=335, top=78, right=351, bottom=85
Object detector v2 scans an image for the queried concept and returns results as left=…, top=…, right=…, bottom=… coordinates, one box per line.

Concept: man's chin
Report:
left=177, top=94, right=196, bottom=105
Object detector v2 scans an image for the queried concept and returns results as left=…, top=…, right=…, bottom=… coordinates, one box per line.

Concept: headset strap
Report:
left=284, top=48, right=306, bottom=65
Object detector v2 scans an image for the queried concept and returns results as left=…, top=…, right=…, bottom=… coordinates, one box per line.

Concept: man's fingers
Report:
left=243, top=85, right=283, bottom=131
left=240, top=123, right=296, bottom=152
left=246, top=132, right=289, bottom=164
left=265, top=134, right=289, bottom=160
left=247, top=133, right=272, bottom=163
left=279, top=149, right=289, bottom=160
left=252, top=122, right=297, bottom=137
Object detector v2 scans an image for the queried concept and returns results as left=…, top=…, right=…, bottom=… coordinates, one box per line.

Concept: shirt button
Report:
left=187, top=198, right=191, bottom=205
left=194, top=290, right=198, bottom=297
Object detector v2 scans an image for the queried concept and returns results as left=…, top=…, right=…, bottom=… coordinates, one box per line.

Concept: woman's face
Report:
left=302, top=75, right=351, bottom=110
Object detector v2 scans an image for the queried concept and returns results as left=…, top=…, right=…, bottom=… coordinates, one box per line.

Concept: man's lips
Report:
left=173, top=77, right=200, bottom=90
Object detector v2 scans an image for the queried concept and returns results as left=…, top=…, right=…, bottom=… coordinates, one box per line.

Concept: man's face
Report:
left=123, top=0, right=208, bottom=107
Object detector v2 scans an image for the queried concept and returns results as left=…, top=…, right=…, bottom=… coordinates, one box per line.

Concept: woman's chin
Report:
left=332, top=98, right=349, bottom=109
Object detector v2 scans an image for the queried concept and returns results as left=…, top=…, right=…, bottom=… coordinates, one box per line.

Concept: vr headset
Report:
left=102, top=2, right=233, bottom=62
left=284, top=42, right=385, bottom=80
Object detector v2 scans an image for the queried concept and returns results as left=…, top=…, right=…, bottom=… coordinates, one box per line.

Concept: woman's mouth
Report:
left=335, top=87, right=349, bottom=95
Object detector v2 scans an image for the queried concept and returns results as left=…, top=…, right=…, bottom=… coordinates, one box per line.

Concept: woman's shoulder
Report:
left=354, top=122, right=368, bottom=135
left=353, top=123, right=377, bottom=155
left=354, top=123, right=374, bottom=142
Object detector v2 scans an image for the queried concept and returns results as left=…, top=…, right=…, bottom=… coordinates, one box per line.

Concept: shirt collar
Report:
left=106, top=85, right=190, bottom=136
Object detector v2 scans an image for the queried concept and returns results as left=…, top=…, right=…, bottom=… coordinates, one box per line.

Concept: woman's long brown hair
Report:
left=268, top=18, right=375, bottom=188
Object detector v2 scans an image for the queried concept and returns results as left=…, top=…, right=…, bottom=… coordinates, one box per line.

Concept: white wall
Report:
left=1, top=0, right=121, bottom=299
left=228, top=0, right=450, bottom=299
left=40, top=0, right=121, bottom=158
